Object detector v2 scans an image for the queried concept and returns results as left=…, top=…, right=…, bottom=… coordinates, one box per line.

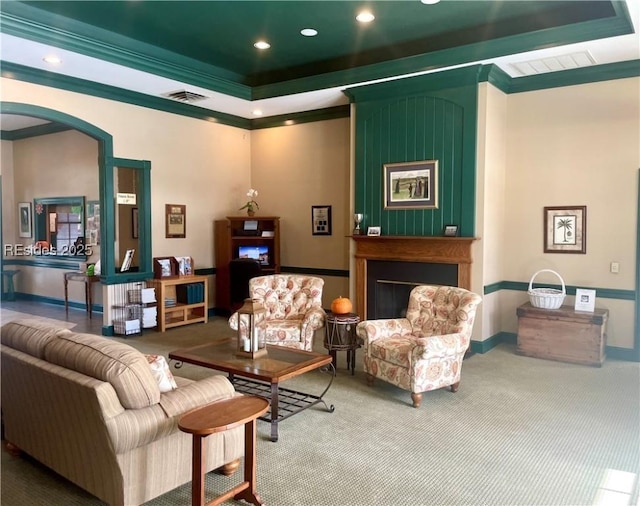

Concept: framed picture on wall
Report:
left=165, top=204, right=186, bottom=238
left=311, top=205, right=332, bottom=235
left=18, top=202, right=32, bottom=238
left=383, top=160, right=438, bottom=210
left=543, top=205, right=586, bottom=253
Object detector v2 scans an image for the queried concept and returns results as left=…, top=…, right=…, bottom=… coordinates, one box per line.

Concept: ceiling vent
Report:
left=510, top=51, right=596, bottom=77
left=162, top=90, right=209, bottom=102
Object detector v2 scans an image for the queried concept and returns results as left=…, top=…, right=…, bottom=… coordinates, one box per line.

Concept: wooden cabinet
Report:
left=146, top=275, right=208, bottom=332
left=215, top=216, right=280, bottom=313
left=516, top=302, right=608, bottom=367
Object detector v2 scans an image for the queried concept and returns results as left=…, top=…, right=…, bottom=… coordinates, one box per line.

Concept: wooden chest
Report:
left=516, top=303, right=608, bottom=367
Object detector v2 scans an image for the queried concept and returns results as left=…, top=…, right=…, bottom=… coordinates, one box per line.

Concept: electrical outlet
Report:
left=610, top=262, right=620, bottom=273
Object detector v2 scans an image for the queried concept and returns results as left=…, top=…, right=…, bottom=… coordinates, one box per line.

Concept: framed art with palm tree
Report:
left=544, top=206, right=586, bottom=253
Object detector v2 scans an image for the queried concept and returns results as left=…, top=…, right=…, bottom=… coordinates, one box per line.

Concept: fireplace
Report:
left=352, top=235, right=476, bottom=319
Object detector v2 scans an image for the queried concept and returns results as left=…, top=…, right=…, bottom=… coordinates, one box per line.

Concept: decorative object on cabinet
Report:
left=353, top=213, right=364, bottom=235
left=443, top=225, right=458, bottom=237
left=214, top=216, right=280, bottom=313
left=165, top=204, right=186, bottom=238
left=543, top=205, right=586, bottom=253
left=239, top=188, right=259, bottom=216
left=18, top=202, right=32, bottom=238
left=121, top=249, right=135, bottom=272
left=517, top=302, right=608, bottom=366
left=383, top=160, right=438, bottom=210
left=175, top=256, right=193, bottom=275
left=311, top=205, right=332, bottom=235
left=367, top=226, right=381, bottom=236
left=146, top=275, right=208, bottom=332
left=153, top=256, right=179, bottom=279
left=574, top=288, right=596, bottom=312
left=528, top=269, right=566, bottom=310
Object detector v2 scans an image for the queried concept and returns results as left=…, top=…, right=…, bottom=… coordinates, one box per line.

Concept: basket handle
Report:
left=528, top=269, right=566, bottom=295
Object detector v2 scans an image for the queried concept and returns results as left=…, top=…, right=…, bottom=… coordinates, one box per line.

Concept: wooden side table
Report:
left=63, top=271, right=100, bottom=318
left=324, top=312, right=361, bottom=375
left=179, top=395, right=269, bottom=506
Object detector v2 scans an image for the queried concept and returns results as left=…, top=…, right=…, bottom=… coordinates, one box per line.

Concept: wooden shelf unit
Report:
left=146, top=275, right=208, bottom=332
left=215, top=216, right=280, bottom=312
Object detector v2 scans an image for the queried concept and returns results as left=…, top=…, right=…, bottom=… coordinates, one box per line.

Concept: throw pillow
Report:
left=145, top=354, right=178, bottom=393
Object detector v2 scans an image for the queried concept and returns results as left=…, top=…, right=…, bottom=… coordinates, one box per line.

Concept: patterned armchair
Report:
left=229, top=274, right=326, bottom=351
left=356, top=285, right=482, bottom=408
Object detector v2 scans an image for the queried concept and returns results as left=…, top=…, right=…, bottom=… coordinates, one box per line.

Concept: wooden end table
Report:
left=63, top=271, right=100, bottom=318
left=179, top=395, right=269, bottom=506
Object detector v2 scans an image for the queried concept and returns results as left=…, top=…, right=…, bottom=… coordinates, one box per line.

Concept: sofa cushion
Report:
left=44, top=332, right=160, bottom=409
left=1, top=319, right=70, bottom=358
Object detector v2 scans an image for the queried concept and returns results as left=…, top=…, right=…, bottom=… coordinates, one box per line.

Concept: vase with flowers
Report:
left=239, top=188, right=259, bottom=216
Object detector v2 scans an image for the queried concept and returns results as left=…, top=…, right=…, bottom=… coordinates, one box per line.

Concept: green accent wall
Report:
left=346, top=66, right=479, bottom=237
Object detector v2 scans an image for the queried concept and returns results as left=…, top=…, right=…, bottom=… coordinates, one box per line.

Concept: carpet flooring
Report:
left=2, top=315, right=639, bottom=506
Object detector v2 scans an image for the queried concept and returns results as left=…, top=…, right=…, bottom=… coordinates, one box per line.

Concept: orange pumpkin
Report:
left=331, top=296, right=353, bottom=315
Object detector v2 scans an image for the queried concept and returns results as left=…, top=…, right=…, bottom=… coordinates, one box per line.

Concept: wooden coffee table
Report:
left=170, top=339, right=335, bottom=442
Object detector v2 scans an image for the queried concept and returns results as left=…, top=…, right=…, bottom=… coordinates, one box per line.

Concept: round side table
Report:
left=179, top=395, right=269, bottom=506
left=324, top=312, right=361, bottom=375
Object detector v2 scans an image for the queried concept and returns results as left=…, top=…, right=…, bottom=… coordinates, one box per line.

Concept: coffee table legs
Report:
left=270, top=382, right=279, bottom=442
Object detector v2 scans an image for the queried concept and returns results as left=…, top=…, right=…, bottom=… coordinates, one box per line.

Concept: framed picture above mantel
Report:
left=383, top=160, right=438, bottom=210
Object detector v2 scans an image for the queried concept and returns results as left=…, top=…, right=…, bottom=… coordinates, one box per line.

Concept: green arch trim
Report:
left=1, top=102, right=114, bottom=278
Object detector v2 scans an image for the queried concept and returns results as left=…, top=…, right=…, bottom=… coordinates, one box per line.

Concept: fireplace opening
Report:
left=367, top=260, right=458, bottom=319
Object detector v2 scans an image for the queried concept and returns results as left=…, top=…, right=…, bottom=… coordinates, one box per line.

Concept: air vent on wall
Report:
left=162, top=90, right=209, bottom=102
left=510, top=51, right=596, bottom=77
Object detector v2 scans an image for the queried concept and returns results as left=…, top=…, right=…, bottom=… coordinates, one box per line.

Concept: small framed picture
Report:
left=311, top=205, right=332, bottom=235
left=574, top=288, right=596, bottom=312
left=367, top=226, right=381, bottom=236
left=443, top=225, right=458, bottom=237
left=18, top=202, right=32, bottom=238
left=165, top=204, right=186, bottom=238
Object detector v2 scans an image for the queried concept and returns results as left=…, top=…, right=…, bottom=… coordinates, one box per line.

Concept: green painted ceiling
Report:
left=12, top=1, right=622, bottom=87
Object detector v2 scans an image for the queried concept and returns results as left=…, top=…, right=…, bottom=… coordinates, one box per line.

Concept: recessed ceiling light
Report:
left=356, top=11, right=375, bottom=23
left=43, top=55, right=62, bottom=65
left=253, top=40, right=271, bottom=50
left=285, top=120, right=295, bottom=126
left=420, top=0, right=441, bottom=4
left=253, top=110, right=263, bottom=116
left=300, top=28, right=318, bottom=37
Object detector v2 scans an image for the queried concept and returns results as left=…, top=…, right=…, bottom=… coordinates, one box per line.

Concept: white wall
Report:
left=477, top=83, right=509, bottom=342
left=502, top=77, right=639, bottom=348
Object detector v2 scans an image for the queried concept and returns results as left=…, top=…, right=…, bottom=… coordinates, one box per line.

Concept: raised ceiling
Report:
left=0, top=0, right=638, bottom=122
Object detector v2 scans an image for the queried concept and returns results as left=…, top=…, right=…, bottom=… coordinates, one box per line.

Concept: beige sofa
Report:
left=1, top=319, right=243, bottom=506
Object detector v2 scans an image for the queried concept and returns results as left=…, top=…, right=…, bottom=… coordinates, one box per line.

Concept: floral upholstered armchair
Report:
left=229, top=275, right=326, bottom=351
left=356, top=285, right=482, bottom=408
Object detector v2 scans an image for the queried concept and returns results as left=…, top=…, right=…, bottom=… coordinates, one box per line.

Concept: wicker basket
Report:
left=528, top=269, right=566, bottom=309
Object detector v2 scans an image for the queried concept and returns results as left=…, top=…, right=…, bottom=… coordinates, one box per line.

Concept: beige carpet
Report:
left=0, top=308, right=77, bottom=329
left=2, top=318, right=639, bottom=506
